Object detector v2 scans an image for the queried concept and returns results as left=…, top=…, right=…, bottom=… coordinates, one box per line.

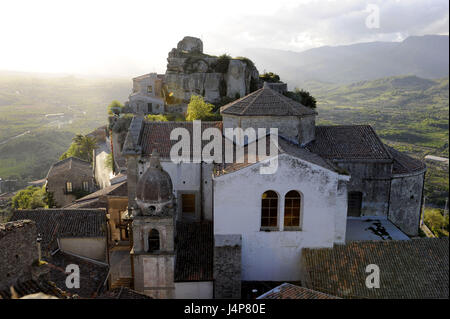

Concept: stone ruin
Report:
left=165, top=36, right=260, bottom=104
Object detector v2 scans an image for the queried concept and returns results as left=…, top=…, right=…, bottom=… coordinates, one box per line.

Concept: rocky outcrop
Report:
left=165, top=36, right=259, bottom=103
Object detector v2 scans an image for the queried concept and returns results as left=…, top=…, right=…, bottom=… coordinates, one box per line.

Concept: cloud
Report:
left=0, top=0, right=447, bottom=76
left=208, top=0, right=449, bottom=52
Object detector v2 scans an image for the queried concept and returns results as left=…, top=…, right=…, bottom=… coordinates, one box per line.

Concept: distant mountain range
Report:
left=240, top=35, right=449, bottom=86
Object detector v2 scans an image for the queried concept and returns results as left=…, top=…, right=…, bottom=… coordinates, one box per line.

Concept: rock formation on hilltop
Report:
left=164, top=36, right=260, bottom=104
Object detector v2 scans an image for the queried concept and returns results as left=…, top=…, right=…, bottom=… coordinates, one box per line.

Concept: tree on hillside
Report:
left=284, top=88, right=317, bottom=108
left=186, top=95, right=215, bottom=121
left=11, top=186, right=46, bottom=209
left=107, top=100, right=124, bottom=115
left=60, top=134, right=98, bottom=163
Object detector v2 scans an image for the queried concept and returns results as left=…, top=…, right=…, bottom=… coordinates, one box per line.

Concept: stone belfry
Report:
left=130, top=149, right=176, bottom=298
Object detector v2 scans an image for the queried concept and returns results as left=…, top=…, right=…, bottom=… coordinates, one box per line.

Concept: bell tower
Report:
left=130, top=150, right=176, bottom=298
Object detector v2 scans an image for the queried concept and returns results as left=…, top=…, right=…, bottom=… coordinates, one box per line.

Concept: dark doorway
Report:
left=348, top=191, right=363, bottom=217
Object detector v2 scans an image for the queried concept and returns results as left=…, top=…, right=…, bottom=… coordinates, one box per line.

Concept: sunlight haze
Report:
left=0, top=0, right=448, bottom=77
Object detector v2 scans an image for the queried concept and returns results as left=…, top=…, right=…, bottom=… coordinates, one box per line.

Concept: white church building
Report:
left=114, top=82, right=425, bottom=298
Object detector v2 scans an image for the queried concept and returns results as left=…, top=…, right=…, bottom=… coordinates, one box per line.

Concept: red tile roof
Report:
left=257, top=283, right=339, bottom=299
left=46, top=157, right=92, bottom=179
left=385, top=145, right=427, bottom=174
left=307, top=125, right=392, bottom=160
left=302, top=238, right=449, bottom=299
left=139, top=121, right=223, bottom=158
left=221, top=85, right=316, bottom=116
left=10, top=209, right=107, bottom=253
left=174, top=221, right=213, bottom=282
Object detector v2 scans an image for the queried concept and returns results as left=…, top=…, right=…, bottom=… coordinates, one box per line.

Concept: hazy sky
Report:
left=0, top=0, right=448, bottom=77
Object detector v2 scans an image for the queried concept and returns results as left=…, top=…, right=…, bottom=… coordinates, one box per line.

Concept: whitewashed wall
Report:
left=213, top=153, right=348, bottom=281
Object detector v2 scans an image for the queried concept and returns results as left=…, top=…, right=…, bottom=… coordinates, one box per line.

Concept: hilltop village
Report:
left=0, top=37, right=448, bottom=299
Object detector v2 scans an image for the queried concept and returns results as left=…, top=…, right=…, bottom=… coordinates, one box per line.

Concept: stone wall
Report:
left=388, top=171, right=425, bottom=236
left=0, top=220, right=38, bottom=289
left=335, top=161, right=392, bottom=217
left=47, top=163, right=95, bottom=208
left=222, top=114, right=309, bottom=145
left=213, top=234, right=241, bottom=299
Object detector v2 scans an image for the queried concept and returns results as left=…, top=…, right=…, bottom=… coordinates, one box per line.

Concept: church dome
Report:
left=136, top=150, right=173, bottom=211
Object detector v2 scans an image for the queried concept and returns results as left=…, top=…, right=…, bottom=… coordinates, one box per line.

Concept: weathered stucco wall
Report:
left=335, top=161, right=392, bottom=217
left=222, top=114, right=315, bottom=145
left=59, top=237, right=107, bottom=262
left=388, top=171, right=425, bottom=236
left=175, top=281, right=213, bottom=299
left=47, top=167, right=95, bottom=208
left=133, top=254, right=175, bottom=299
left=213, top=154, right=348, bottom=281
left=299, top=115, right=316, bottom=145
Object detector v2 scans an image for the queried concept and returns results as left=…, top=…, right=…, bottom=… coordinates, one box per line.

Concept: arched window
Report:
left=284, top=190, right=301, bottom=227
left=348, top=191, right=363, bottom=217
left=261, top=191, right=278, bottom=228
left=148, top=229, right=160, bottom=252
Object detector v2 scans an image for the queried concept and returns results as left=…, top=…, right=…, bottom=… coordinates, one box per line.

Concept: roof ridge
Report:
left=220, top=88, right=262, bottom=113
left=240, top=88, right=264, bottom=115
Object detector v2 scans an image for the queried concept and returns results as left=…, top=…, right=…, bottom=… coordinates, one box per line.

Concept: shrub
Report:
left=107, top=100, right=124, bottom=115
left=146, top=114, right=169, bottom=122
left=284, top=88, right=317, bottom=108
left=186, top=95, right=215, bottom=121
left=259, top=72, right=281, bottom=83
left=424, top=208, right=449, bottom=237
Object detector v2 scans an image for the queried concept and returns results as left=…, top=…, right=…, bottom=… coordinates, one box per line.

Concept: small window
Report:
left=82, top=181, right=89, bottom=191
left=148, top=229, right=160, bottom=252
left=66, top=182, right=73, bottom=193
left=147, top=85, right=153, bottom=93
left=284, top=190, right=301, bottom=228
left=261, top=191, right=278, bottom=228
left=182, top=194, right=196, bottom=215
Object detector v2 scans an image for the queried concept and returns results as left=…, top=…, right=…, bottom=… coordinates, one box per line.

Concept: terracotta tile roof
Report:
left=96, top=287, right=151, bottom=299
left=139, top=121, right=223, bottom=158
left=65, top=198, right=105, bottom=209
left=301, top=238, right=449, bottom=299
left=385, top=146, right=426, bottom=174
left=46, top=157, right=92, bottom=179
left=44, top=251, right=108, bottom=298
left=306, top=125, right=392, bottom=160
left=0, top=279, right=70, bottom=299
left=220, top=85, right=317, bottom=116
left=257, top=283, right=339, bottom=299
left=174, top=221, right=213, bottom=282
left=73, top=181, right=127, bottom=203
left=10, top=209, right=107, bottom=253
